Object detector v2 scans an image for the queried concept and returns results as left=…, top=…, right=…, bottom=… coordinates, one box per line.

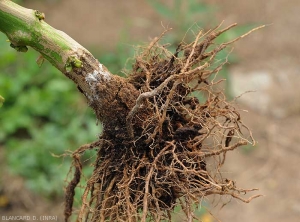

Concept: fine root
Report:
left=65, top=23, right=264, bottom=222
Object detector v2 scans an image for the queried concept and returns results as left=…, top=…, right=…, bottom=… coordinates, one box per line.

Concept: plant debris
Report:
left=65, top=23, right=263, bottom=222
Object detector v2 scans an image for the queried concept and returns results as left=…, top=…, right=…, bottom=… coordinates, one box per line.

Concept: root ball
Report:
left=66, top=23, right=262, bottom=222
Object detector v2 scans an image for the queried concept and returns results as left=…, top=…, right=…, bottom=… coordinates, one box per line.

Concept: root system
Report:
left=65, top=23, right=263, bottom=222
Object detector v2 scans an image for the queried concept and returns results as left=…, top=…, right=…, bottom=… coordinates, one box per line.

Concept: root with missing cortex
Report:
left=65, top=23, right=264, bottom=222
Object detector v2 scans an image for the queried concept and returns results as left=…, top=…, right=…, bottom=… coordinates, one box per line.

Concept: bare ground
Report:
left=205, top=1, right=300, bottom=221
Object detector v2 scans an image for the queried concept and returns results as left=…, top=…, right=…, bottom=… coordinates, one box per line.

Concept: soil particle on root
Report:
left=65, top=23, right=263, bottom=222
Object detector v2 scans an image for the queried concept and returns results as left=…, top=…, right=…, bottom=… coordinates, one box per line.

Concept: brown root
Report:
left=66, top=23, right=264, bottom=222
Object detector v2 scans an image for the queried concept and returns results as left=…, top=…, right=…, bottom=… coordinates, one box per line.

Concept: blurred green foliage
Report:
left=0, top=95, right=4, bottom=107
left=0, top=34, right=99, bottom=198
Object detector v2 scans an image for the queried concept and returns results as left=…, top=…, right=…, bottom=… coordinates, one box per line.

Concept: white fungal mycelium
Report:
left=85, top=62, right=111, bottom=102
left=98, top=64, right=111, bottom=81
left=86, top=63, right=111, bottom=85
left=86, top=70, right=99, bottom=84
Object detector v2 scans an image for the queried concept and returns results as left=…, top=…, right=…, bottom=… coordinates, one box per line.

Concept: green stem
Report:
left=0, top=0, right=77, bottom=70
left=0, top=0, right=140, bottom=127
left=0, top=0, right=128, bottom=119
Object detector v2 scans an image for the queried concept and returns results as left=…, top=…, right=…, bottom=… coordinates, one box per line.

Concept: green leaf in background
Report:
left=0, top=95, right=4, bottom=107
left=0, top=33, right=100, bottom=198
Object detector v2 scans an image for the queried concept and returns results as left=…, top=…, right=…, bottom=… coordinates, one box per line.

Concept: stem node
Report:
left=34, top=10, right=45, bottom=21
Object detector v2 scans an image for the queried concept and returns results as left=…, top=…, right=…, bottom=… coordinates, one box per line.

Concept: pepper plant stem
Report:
left=0, top=0, right=138, bottom=122
left=0, top=0, right=110, bottom=102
